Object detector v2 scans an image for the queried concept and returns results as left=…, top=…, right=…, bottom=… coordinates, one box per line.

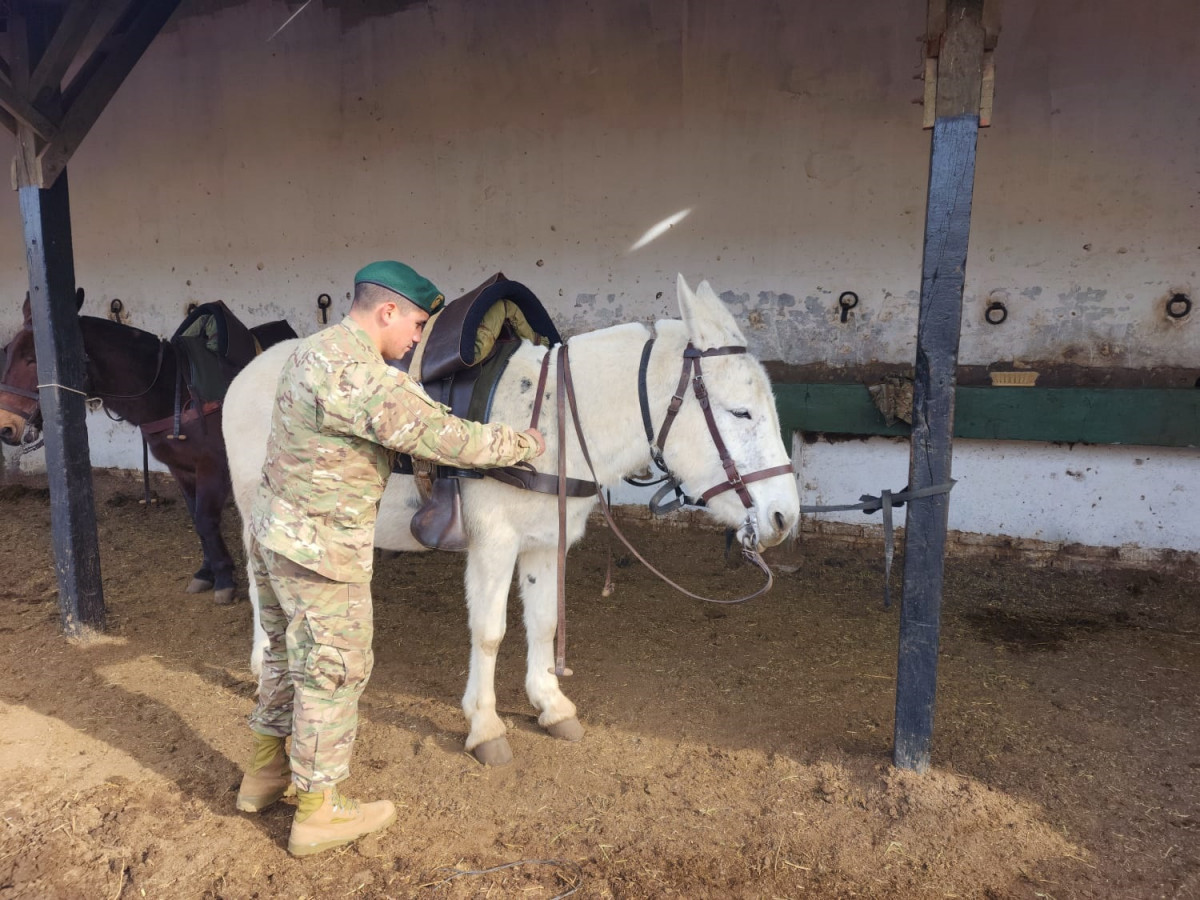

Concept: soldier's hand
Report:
left=524, top=428, right=546, bottom=457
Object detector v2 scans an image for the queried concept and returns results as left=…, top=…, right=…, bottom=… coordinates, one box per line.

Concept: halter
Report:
left=0, top=337, right=167, bottom=457
left=0, top=380, right=39, bottom=424
left=635, top=338, right=794, bottom=545
left=0, top=339, right=167, bottom=424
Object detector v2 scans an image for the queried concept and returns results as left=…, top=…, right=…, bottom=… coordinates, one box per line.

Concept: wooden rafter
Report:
left=29, top=0, right=111, bottom=102
left=6, top=0, right=184, bottom=188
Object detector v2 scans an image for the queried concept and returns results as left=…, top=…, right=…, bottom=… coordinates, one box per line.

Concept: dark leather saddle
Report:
left=392, top=273, right=560, bottom=551
left=153, top=300, right=296, bottom=439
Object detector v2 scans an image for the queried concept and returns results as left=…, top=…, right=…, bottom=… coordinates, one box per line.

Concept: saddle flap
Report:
left=410, top=478, right=470, bottom=551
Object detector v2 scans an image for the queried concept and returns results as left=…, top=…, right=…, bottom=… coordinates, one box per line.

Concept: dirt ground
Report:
left=0, top=469, right=1197, bottom=899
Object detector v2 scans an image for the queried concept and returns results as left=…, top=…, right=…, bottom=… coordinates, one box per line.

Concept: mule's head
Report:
left=656, top=275, right=800, bottom=549
left=0, top=295, right=41, bottom=447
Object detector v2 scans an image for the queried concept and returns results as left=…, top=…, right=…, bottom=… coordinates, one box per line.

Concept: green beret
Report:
left=354, top=260, right=445, bottom=313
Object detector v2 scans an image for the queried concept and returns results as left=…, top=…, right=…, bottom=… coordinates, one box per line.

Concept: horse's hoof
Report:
left=545, top=717, right=585, bottom=742
left=185, top=577, right=214, bottom=594
left=213, top=588, right=236, bottom=606
left=471, top=736, right=513, bottom=766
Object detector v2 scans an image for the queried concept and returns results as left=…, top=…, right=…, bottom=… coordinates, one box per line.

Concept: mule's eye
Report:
left=729, top=408, right=752, bottom=420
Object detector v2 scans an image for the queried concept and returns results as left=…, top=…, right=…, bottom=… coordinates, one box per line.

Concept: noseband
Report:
left=635, top=338, right=794, bottom=542
left=0, top=379, right=44, bottom=454
left=0, top=380, right=39, bottom=424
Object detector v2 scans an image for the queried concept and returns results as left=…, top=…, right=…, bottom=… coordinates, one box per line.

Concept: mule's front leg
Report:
left=462, top=538, right=520, bottom=765
left=518, top=546, right=582, bottom=742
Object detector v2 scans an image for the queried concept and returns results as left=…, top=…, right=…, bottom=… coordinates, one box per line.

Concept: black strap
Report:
left=636, top=337, right=656, bottom=448
left=801, top=481, right=957, bottom=608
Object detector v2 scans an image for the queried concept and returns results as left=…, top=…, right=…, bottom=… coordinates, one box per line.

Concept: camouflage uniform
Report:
left=249, top=316, right=538, bottom=792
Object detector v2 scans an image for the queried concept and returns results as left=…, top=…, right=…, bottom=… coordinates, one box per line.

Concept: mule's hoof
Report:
left=545, top=717, right=585, bottom=742
left=213, top=588, right=236, bottom=606
left=185, top=577, right=214, bottom=594
left=471, top=737, right=513, bottom=766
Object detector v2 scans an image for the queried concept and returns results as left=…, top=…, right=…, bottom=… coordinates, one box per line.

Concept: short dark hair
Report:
left=351, top=281, right=422, bottom=314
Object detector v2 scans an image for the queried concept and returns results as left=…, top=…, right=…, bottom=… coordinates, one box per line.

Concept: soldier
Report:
left=235, top=261, right=545, bottom=857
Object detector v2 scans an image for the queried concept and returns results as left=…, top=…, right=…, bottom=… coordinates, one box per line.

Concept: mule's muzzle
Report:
left=0, top=425, right=19, bottom=447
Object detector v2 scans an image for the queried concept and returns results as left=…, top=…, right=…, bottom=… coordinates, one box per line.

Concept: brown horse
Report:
left=0, top=291, right=292, bottom=604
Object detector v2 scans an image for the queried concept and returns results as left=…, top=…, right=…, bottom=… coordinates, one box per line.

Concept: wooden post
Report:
left=21, top=171, right=105, bottom=635
left=893, top=0, right=990, bottom=773
left=12, top=6, right=106, bottom=635
left=2, top=0, right=186, bottom=636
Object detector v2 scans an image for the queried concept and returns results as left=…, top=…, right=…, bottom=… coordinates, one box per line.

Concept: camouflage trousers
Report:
left=247, top=536, right=374, bottom=793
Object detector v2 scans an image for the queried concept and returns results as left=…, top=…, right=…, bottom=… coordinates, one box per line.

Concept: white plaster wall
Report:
left=794, top=438, right=1199, bottom=554
left=0, top=0, right=1197, bottom=552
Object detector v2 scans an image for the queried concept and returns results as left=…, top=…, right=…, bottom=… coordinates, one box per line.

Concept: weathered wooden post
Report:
left=893, top=0, right=998, bottom=772
left=11, top=5, right=104, bottom=635
left=3, top=0, right=185, bottom=635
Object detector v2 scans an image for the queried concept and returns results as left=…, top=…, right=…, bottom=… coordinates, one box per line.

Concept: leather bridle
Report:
left=0, top=339, right=167, bottom=426
left=512, top=337, right=795, bottom=677
left=0, top=380, right=39, bottom=424
left=0, top=341, right=43, bottom=452
left=0, top=337, right=167, bottom=455
left=634, top=338, right=794, bottom=546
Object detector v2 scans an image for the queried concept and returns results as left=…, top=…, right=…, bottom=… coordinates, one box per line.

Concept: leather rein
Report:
left=492, top=336, right=795, bottom=676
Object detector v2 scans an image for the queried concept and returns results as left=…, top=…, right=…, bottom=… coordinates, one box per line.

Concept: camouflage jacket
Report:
left=252, top=316, right=538, bottom=582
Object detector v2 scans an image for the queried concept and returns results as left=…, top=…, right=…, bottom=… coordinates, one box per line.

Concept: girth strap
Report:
left=486, top=463, right=597, bottom=497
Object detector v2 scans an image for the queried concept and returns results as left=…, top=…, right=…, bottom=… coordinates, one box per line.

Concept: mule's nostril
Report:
left=773, top=511, right=786, bottom=531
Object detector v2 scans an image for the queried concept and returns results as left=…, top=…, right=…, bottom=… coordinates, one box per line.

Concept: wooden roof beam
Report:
left=28, top=0, right=118, bottom=103
left=0, top=74, right=60, bottom=140
left=34, top=0, right=184, bottom=188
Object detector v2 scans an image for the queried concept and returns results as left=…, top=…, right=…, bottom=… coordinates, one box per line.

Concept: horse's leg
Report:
left=171, top=468, right=215, bottom=593
left=192, top=451, right=237, bottom=605
left=462, top=535, right=520, bottom=765
left=518, top=545, right=583, bottom=742
left=178, top=489, right=214, bottom=588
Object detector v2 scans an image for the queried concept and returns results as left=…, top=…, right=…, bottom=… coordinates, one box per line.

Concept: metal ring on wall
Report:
left=985, top=301, right=1008, bottom=325
left=1166, top=293, right=1192, bottom=319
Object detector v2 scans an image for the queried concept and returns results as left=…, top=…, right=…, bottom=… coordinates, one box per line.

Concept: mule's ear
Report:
left=22, top=292, right=31, bottom=327
left=676, top=274, right=746, bottom=348
left=74, top=287, right=85, bottom=311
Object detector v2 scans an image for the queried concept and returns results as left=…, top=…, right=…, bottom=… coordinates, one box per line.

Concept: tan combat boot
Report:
left=236, top=732, right=294, bottom=813
left=287, top=786, right=396, bottom=857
